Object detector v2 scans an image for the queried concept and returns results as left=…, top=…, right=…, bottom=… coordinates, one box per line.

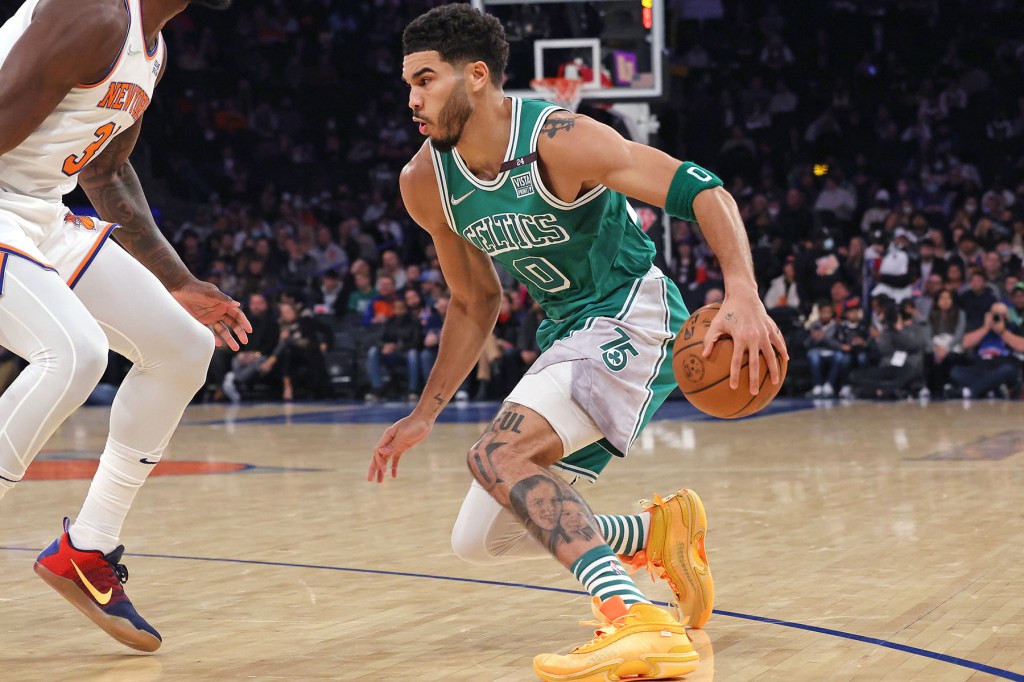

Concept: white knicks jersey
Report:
left=0, top=0, right=165, bottom=201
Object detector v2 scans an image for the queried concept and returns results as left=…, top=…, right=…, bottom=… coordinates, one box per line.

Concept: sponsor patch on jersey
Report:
left=511, top=172, right=535, bottom=198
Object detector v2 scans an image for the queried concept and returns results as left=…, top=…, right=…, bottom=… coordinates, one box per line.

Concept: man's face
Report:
left=1013, top=289, right=1024, bottom=310
left=525, top=481, right=561, bottom=532
left=249, top=295, right=267, bottom=317
left=403, top=51, right=474, bottom=153
left=832, top=282, right=850, bottom=302
left=984, top=252, right=1001, bottom=272
left=377, top=277, right=395, bottom=297
left=970, top=274, right=986, bottom=294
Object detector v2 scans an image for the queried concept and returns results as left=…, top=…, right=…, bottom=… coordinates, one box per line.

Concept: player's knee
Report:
left=32, top=324, right=109, bottom=402
left=74, top=329, right=111, bottom=393
left=160, top=320, right=215, bottom=379
left=465, top=444, right=507, bottom=487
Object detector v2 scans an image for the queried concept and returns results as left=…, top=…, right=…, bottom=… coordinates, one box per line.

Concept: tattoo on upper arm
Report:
left=539, top=117, right=578, bottom=139
left=725, top=312, right=736, bottom=322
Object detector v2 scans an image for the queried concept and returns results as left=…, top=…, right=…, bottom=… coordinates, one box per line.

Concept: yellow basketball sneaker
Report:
left=533, top=596, right=699, bottom=682
left=624, top=489, right=714, bottom=629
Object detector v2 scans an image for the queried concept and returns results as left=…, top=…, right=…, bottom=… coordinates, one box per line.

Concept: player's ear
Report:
left=464, top=60, right=490, bottom=93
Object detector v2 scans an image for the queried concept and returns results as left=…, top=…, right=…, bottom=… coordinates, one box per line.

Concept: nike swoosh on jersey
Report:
left=451, top=190, right=475, bottom=205
left=71, top=558, right=113, bottom=605
left=139, top=458, right=159, bottom=465
left=127, top=45, right=142, bottom=56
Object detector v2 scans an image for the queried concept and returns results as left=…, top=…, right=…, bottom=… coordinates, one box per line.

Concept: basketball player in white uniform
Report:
left=0, top=0, right=245, bottom=651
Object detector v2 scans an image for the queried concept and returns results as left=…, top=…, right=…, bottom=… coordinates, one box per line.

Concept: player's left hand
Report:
left=171, top=278, right=253, bottom=351
left=703, top=289, right=789, bottom=394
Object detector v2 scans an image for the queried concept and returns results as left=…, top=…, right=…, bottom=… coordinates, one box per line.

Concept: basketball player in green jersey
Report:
left=368, top=5, right=787, bottom=680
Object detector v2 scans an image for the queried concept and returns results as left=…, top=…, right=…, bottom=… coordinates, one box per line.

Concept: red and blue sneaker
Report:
left=34, top=519, right=161, bottom=652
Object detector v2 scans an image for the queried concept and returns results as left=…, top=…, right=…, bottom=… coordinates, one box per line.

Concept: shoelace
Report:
left=103, top=546, right=130, bottom=585
left=111, top=562, right=129, bottom=585
left=573, top=606, right=627, bottom=651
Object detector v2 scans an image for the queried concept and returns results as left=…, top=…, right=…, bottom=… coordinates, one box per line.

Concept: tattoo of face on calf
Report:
left=509, top=474, right=599, bottom=552
left=540, top=117, right=577, bottom=139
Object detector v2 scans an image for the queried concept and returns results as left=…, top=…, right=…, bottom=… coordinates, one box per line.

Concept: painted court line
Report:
left=2, top=547, right=1020, bottom=680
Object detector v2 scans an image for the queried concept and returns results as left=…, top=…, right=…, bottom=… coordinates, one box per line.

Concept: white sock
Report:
left=69, top=436, right=160, bottom=553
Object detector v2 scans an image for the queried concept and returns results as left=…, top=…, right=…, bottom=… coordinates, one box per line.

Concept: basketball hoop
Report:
left=529, top=77, right=584, bottom=113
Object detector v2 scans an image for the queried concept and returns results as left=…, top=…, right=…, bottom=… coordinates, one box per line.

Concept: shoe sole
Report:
left=34, top=562, right=161, bottom=652
left=658, top=489, right=714, bottom=629
left=534, top=651, right=700, bottom=682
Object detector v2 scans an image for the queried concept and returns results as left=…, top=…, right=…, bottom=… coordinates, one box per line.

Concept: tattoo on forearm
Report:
left=431, top=393, right=445, bottom=416
left=79, top=135, right=191, bottom=291
left=540, top=117, right=577, bottom=139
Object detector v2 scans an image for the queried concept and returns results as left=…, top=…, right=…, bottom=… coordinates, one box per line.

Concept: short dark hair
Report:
left=403, top=4, right=509, bottom=87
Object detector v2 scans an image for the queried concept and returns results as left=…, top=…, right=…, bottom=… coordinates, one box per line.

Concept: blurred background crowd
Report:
left=2, top=0, right=1022, bottom=403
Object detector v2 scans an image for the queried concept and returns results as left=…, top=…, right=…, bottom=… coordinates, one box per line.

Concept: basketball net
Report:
left=529, top=77, right=584, bottom=113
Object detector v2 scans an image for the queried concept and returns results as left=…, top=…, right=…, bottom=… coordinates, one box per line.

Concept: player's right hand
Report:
left=368, top=414, right=433, bottom=483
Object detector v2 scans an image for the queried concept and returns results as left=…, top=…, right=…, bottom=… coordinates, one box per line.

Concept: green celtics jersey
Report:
left=429, top=98, right=659, bottom=350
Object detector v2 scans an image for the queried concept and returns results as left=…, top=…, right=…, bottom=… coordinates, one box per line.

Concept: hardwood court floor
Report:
left=1, top=398, right=1022, bottom=681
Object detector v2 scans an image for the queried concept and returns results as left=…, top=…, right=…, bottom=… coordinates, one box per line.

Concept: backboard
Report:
left=469, top=0, right=665, bottom=102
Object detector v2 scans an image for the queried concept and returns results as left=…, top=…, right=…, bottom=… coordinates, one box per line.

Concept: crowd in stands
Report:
left=4, top=0, right=1022, bottom=404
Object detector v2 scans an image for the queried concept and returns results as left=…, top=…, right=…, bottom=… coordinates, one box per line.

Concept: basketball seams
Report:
left=725, top=360, right=774, bottom=418
left=673, top=302, right=786, bottom=418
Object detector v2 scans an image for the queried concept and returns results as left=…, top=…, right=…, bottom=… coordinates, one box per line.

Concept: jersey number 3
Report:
left=62, top=122, right=118, bottom=177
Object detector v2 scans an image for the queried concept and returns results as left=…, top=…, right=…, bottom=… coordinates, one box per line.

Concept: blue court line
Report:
left=2, top=547, right=1020, bottom=680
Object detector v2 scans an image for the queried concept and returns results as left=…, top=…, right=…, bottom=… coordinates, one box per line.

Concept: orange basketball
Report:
left=672, top=303, right=788, bottom=419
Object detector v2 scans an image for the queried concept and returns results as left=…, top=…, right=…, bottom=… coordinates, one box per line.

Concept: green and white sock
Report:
left=595, top=512, right=651, bottom=556
left=571, top=545, right=651, bottom=606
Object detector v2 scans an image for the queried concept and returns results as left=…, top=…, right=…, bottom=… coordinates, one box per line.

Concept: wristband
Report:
left=664, top=162, right=723, bottom=221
